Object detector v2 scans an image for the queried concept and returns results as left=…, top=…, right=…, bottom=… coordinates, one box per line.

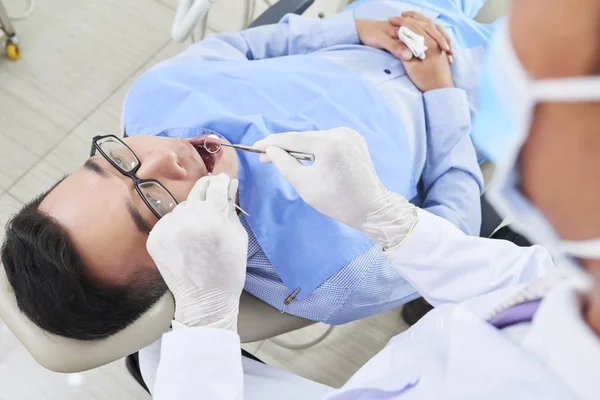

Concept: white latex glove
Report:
left=147, top=173, right=248, bottom=331
left=254, top=128, right=419, bottom=249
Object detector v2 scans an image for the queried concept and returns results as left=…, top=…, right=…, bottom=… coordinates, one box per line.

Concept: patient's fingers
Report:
left=388, top=16, right=432, bottom=56
left=435, top=24, right=452, bottom=50
left=427, top=25, right=451, bottom=53
left=418, top=21, right=451, bottom=53
left=388, top=16, right=403, bottom=26
left=435, top=25, right=453, bottom=63
left=401, top=11, right=438, bottom=26
left=187, top=176, right=211, bottom=202
left=205, top=173, right=231, bottom=210
left=386, top=22, right=399, bottom=39
left=392, top=13, right=452, bottom=54
left=381, top=35, right=414, bottom=61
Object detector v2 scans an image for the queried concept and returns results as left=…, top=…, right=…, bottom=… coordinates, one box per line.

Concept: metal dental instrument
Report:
left=235, top=205, right=250, bottom=217
left=203, top=134, right=315, bottom=162
left=222, top=142, right=315, bottom=162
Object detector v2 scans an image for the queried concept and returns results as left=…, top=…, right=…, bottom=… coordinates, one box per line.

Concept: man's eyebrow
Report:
left=85, top=157, right=151, bottom=233
left=127, top=201, right=152, bottom=234
left=84, top=159, right=109, bottom=177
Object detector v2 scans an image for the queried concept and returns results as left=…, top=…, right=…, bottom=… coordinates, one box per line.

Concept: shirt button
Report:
left=384, top=69, right=391, bottom=74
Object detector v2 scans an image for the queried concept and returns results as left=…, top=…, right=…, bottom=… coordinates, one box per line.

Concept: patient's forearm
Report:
left=183, top=11, right=359, bottom=62
left=420, top=88, right=483, bottom=235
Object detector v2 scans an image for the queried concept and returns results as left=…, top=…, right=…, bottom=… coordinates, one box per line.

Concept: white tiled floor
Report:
left=0, top=0, right=410, bottom=398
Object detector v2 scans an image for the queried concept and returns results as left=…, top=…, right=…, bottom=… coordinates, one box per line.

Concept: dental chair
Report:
left=0, top=268, right=313, bottom=372
left=0, top=0, right=317, bottom=376
left=172, top=0, right=318, bottom=42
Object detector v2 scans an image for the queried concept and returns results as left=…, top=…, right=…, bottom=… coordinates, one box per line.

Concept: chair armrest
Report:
left=480, top=193, right=503, bottom=238
left=248, top=0, right=315, bottom=28
left=238, top=291, right=315, bottom=342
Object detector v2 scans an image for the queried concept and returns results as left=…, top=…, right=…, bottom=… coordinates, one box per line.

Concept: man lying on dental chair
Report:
left=2, top=0, right=505, bottom=341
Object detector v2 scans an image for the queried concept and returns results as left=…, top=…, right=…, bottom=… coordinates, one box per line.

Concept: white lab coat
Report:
left=147, top=210, right=597, bottom=399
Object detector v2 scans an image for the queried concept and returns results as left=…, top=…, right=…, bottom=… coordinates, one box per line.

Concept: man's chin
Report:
left=211, top=148, right=239, bottom=178
left=211, top=165, right=238, bottom=179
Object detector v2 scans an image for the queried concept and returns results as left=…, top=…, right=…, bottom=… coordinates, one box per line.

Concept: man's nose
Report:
left=136, top=148, right=187, bottom=181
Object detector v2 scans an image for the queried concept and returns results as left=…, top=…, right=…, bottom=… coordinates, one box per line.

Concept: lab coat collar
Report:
left=523, top=280, right=600, bottom=400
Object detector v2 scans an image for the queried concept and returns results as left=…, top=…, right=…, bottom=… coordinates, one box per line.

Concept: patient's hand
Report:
left=356, top=17, right=452, bottom=62
left=388, top=12, right=454, bottom=93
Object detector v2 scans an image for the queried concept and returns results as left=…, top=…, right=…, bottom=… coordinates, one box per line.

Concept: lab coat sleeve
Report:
left=385, top=209, right=553, bottom=307
left=420, top=88, right=484, bottom=236
left=153, top=327, right=244, bottom=400
left=175, top=11, right=359, bottom=62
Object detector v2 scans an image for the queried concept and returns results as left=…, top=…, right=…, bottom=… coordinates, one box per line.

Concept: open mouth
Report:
left=188, top=136, right=221, bottom=173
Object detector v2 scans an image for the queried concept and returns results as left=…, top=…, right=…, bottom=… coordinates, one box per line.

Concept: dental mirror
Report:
left=203, top=134, right=224, bottom=154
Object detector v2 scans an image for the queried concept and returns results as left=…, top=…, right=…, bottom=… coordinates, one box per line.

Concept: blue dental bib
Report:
left=123, top=54, right=416, bottom=299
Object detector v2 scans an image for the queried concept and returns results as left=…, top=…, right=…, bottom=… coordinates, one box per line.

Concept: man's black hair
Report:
left=1, top=186, right=167, bottom=340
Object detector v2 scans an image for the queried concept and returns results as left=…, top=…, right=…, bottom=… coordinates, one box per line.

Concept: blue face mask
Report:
left=471, top=21, right=600, bottom=270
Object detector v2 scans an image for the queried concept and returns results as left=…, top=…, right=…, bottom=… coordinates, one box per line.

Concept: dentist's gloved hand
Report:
left=254, top=128, right=419, bottom=249
left=147, top=173, right=248, bottom=332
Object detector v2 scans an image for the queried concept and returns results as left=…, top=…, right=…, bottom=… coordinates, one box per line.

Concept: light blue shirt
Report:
left=124, top=0, right=491, bottom=324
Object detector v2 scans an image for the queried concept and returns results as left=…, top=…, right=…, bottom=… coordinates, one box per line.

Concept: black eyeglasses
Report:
left=89, top=134, right=178, bottom=219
